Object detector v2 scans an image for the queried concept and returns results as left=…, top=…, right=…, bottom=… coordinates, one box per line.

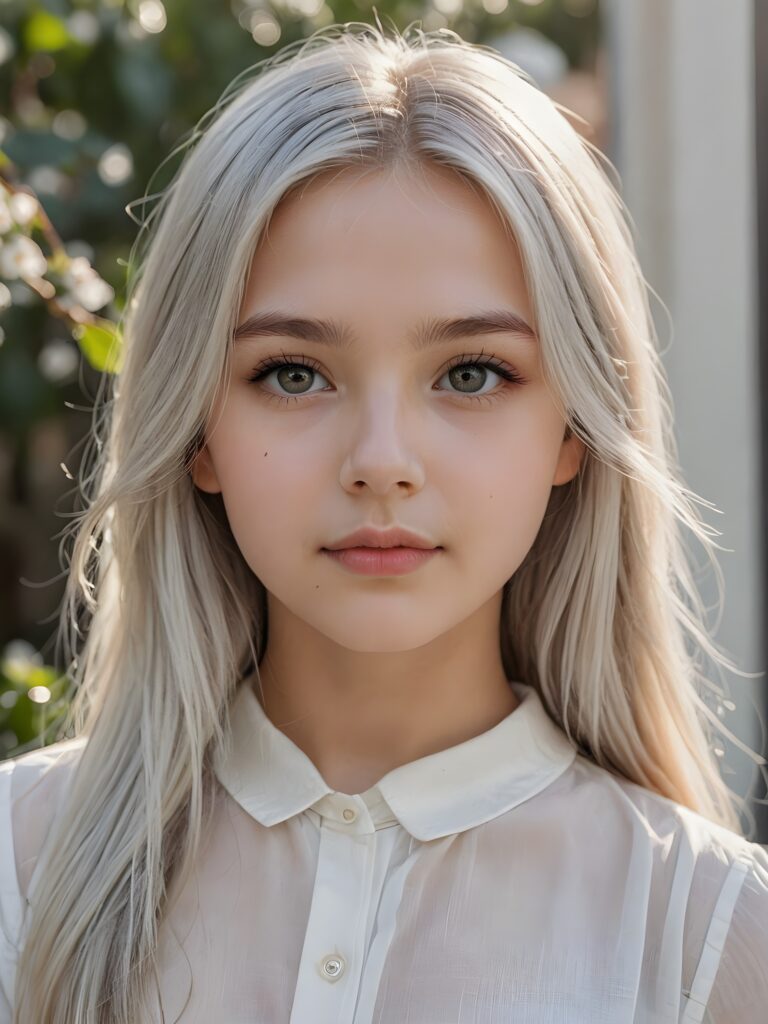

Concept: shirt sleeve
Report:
left=0, top=757, right=24, bottom=1024
left=683, top=838, right=768, bottom=1023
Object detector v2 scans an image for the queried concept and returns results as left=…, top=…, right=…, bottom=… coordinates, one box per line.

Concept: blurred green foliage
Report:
left=0, top=640, right=72, bottom=757
left=0, top=0, right=599, bottom=758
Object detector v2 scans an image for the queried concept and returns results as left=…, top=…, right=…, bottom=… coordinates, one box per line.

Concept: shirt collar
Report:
left=213, top=673, right=577, bottom=842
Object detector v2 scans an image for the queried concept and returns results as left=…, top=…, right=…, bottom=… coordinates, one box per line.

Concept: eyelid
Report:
left=246, top=349, right=325, bottom=380
left=246, top=348, right=526, bottom=377
left=443, top=350, right=525, bottom=378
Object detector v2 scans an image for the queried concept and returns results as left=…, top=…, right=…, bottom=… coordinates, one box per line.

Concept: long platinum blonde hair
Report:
left=13, top=20, right=761, bottom=1022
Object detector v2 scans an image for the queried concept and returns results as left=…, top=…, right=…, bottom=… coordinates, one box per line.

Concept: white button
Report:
left=342, top=807, right=356, bottom=822
left=320, top=954, right=346, bottom=981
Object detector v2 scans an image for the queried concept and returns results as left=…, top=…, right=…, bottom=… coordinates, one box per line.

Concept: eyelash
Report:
left=244, top=349, right=528, bottom=406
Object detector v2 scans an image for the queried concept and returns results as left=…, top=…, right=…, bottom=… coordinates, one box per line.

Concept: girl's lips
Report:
left=321, top=546, right=441, bottom=576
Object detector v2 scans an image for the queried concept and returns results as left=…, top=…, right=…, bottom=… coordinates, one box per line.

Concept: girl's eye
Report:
left=245, top=349, right=528, bottom=405
left=246, top=353, right=330, bottom=403
left=438, top=352, right=529, bottom=402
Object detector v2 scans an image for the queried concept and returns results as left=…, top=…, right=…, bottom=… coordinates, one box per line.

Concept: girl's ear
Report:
left=190, top=445, right=223, bottom=494
left=552, top=426, right=586, bottom=486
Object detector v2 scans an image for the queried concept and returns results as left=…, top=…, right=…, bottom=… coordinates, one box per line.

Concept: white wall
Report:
left=604, top=0, right=764, bottom=828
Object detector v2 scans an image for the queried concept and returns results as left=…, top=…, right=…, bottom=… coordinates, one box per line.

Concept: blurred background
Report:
left=0, top=0, right=765, bottom=839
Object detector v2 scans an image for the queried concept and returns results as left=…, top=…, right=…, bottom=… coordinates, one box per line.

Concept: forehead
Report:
left=239, top=163, right=533, bottom=327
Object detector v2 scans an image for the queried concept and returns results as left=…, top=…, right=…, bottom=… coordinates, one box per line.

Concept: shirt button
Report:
left=320, top=954, right=346, bottom=981
left=342, top=807, right=356, bottom=822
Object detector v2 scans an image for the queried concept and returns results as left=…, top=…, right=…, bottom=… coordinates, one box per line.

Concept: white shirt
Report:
left=1, top=675, right=767, bottom=1023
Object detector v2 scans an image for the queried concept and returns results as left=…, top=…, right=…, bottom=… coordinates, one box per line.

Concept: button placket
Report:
left=289, top=818, right=377, bottom=1023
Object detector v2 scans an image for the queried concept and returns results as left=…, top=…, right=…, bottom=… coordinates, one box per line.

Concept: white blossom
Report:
left=60, top=255, right=114, bottom=311
left=72, top=275, right=114, bottom=311
left=0, top=233, right=47, bottom=280
left=7, top=191, right=38, bottom=226
left=61, top=255, right=95, bottom=287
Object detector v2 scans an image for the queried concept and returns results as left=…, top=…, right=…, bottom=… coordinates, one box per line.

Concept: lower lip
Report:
left=322, top=546, right=441, bottom=575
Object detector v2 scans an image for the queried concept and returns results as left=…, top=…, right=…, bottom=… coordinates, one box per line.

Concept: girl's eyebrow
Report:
left=233, top=309, right=537, bottom=351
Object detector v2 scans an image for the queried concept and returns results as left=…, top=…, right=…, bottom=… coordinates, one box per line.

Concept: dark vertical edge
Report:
left=754, top=0, right=768, bottom=844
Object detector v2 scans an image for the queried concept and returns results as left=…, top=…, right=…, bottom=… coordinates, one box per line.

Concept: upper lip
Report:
left=323, top=526, right=440, bottom=550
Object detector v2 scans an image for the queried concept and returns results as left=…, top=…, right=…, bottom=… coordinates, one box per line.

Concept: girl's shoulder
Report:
left=0, top=737, right=88, bottom=902
left=568, top=753, right=768, bottom=1021
left=0, top=734, right=87, bottom=785
left=568, top=749, right=764, bottom=862
left=0, top=738, right=88, bottom=1014
left=1, top=734, right=88, bottom=815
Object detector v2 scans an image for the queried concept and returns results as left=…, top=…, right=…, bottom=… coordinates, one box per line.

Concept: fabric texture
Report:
left=0, top=673, right=766, bottom=1022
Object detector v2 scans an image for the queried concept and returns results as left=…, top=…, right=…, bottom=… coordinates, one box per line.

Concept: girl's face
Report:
left=192, top=162, right=585, bottom=653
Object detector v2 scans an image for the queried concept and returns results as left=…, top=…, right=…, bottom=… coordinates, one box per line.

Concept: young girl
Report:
left=1, top=20, right=766, bottom=1024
